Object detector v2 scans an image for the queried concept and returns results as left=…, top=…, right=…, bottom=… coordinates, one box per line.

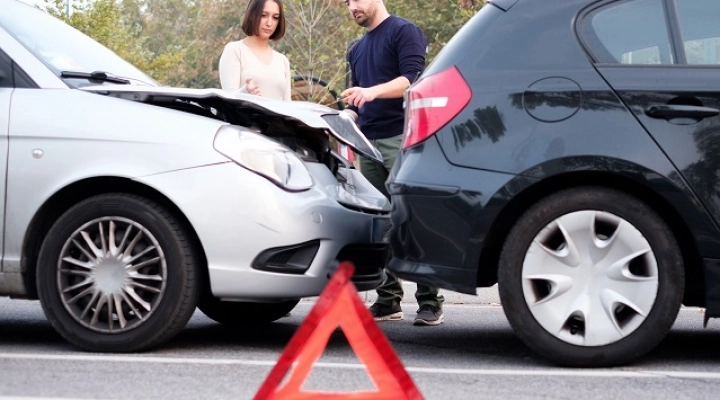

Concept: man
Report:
left=340, top=0, right=445, bottom=326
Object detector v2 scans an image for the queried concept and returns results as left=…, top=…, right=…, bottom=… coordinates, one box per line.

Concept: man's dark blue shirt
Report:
left=347, top=15, right=427, bottom=140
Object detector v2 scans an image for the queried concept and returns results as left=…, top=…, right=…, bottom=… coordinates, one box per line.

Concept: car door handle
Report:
left=645, top=105, right=720, bottom=119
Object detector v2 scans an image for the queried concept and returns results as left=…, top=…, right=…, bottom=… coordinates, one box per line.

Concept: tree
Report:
left=387, top=0, right=482, bottom=61
left=183, top=0, right=247, bottom=88
left=279, top=0, right=361, bottom=99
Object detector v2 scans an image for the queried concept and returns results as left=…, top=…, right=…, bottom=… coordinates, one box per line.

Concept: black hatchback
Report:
left=387, top=0, right=720, bottom=367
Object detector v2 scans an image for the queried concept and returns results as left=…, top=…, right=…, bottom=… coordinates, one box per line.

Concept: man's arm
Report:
left=340, top=76, right=410, bottom=109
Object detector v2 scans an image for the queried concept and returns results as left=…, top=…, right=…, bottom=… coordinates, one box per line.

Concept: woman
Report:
left=219, top=0, right=291, bottom=101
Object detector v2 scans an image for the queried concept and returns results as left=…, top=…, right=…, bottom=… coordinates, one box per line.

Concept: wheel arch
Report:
left=478, top=171, right=705, bottom=306
left=21, top=177, right=209, bottom=300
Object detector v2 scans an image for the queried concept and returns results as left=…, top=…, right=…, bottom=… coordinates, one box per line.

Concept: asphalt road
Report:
left=1, top=291, right=720, bottom=400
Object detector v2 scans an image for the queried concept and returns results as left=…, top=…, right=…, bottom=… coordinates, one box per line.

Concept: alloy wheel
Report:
left=57, top=217, right=167, bottom=333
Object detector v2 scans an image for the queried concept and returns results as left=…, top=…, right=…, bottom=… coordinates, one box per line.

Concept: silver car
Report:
left=0, top=0, right=389, bottom=351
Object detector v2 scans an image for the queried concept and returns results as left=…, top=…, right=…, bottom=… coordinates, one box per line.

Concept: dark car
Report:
left=387, top=0, right=720, bottom=367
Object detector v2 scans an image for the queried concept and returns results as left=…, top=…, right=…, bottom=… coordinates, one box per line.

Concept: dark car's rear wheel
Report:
left=37, top=194, right=199, bottom=352
left=498, top=186, right=684, bottom=367
left=198, top=298, right=299, bottom=325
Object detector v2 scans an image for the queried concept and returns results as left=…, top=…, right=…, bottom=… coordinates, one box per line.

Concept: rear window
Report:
left=423, top=3, right=504, bottom=76
left=579, top=0, right=673, bottom=65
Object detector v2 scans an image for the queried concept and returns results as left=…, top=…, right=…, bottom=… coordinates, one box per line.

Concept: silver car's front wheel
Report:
left=498, top=187, right=683, bottom=367
left=57, top=217, right=167, bottom=333
left=37, top=194, right=199, bottom=352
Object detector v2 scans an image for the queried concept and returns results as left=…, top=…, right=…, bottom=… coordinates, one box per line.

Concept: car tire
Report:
left=498, top=186, right=684, bottom=367
left=198, top=298, right=299, bottom=325
left=36, top=194, right=199, bottom=352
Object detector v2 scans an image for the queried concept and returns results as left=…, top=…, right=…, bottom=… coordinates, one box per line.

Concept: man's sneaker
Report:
left=414, top=304, right=444, bottom=326
left=368, top=302, right=403, bottom=321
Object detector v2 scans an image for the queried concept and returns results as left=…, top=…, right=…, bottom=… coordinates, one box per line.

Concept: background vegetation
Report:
left=43, top=0, right=484, bottom=98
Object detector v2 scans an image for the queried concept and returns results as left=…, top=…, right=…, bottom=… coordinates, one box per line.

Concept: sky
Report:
left=18, top=0, right=75, bottom=16
left=18, top=0, right=66, bottom=8
left=19, top=0, right=45, bottom=6
left=19, top=0, right=85, bottom=14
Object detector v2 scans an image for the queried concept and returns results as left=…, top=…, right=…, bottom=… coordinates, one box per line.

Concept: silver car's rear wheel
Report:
left=37, top=194, right=199, bottom=352
left=498, top=186, right=683, bottom=367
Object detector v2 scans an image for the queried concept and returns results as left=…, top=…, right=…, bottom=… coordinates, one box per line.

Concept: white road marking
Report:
left=1, top=353, right=719, bottom=379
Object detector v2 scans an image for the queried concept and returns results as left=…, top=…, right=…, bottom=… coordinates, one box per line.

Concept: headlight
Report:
left=214, top=125, right=313, bottom=191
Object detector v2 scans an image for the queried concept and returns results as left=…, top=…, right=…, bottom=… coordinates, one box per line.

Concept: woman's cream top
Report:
left=218, top=40, right=291, bottom=101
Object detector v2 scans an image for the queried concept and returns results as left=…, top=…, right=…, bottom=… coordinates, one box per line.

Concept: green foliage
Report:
left=387, top=0, right=482, bottom=62
left=39, top=0, right=483, bottom=90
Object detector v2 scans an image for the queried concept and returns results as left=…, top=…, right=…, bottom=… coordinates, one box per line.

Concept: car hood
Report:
left=79, top=85, right=383, bottom=163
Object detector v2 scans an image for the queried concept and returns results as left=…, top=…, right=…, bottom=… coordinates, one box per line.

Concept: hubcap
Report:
left=57, top=217, right=167, bottom=333
left=522, top=210, right=658, bottom=346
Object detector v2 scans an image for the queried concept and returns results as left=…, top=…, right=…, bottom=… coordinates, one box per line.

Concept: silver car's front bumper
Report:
left=138, top=161, right=389, bottom=301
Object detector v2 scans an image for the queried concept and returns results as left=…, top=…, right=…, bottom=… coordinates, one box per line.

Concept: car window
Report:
left=581, top=0, right=673, bottom=65
left=0, top=48, right=36, bottom=89
left=0, top=1, right=156, bottom=87
left=12, top=63, right=35, bottom=89
left=0, top=50, right=11, bottom=88
left=675, top=0, right=720, bottom=65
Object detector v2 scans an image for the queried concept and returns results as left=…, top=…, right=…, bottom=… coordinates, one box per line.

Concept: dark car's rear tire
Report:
left=37, top=194, right=200, bottom=352
left=198, top=298, right=299, bottom=325
left=498, top=186, right=684, bottom=367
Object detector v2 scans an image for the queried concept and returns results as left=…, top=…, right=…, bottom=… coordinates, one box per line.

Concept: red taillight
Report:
left=403, top=66, right=471, bottom=149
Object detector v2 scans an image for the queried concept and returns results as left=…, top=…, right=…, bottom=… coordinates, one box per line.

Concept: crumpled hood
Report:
left=80, top=85, right=383, bottom=163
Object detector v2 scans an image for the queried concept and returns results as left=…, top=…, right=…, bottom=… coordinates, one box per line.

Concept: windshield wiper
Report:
left=61, top=70, right=130, bottom=84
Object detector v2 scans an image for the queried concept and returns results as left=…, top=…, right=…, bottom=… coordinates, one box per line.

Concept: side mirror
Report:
left=0, top=69, right=6, bottom=82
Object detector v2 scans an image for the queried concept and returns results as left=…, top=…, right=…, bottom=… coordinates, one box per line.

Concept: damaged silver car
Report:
left=0, top=0, right=389, bottom=351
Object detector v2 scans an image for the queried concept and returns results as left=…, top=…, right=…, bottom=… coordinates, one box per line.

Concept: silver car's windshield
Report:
left=0, top=0, right=157, bottom=87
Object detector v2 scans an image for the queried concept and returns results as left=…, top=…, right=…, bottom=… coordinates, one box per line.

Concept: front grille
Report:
left=336, top=243, right=389, bottom=282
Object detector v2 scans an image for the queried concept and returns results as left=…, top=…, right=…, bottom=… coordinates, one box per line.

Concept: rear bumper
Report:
left=385, top=138, right=517, bottom=294
left=388, top=257, right=477, bottom=295
left=385, top=180, right=480, bottom=294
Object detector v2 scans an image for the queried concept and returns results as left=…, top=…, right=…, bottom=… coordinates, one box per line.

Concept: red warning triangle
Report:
left=253, top=261, right=424, bottom=400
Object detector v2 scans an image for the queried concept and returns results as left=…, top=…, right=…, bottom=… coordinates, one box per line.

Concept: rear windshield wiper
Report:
left=61, top=70, right=130, bottom=84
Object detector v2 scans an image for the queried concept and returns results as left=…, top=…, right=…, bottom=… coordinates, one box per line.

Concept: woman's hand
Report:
left=246, top=78, right=261, bottom=96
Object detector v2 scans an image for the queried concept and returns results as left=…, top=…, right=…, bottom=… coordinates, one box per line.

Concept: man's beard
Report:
left=353, top=10, right=373, bottom=27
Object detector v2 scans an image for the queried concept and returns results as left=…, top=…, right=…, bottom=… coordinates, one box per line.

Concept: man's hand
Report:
left=340, top=86, right=378, bottom=109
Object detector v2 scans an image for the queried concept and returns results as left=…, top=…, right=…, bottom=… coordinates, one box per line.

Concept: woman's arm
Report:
left=283, top=55, right=292, bottom=101
left=218, top=42, right=245, bottom=91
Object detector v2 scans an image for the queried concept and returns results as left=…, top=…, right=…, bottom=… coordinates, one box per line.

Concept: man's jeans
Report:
left=359, top=135, right=444, bottom=309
